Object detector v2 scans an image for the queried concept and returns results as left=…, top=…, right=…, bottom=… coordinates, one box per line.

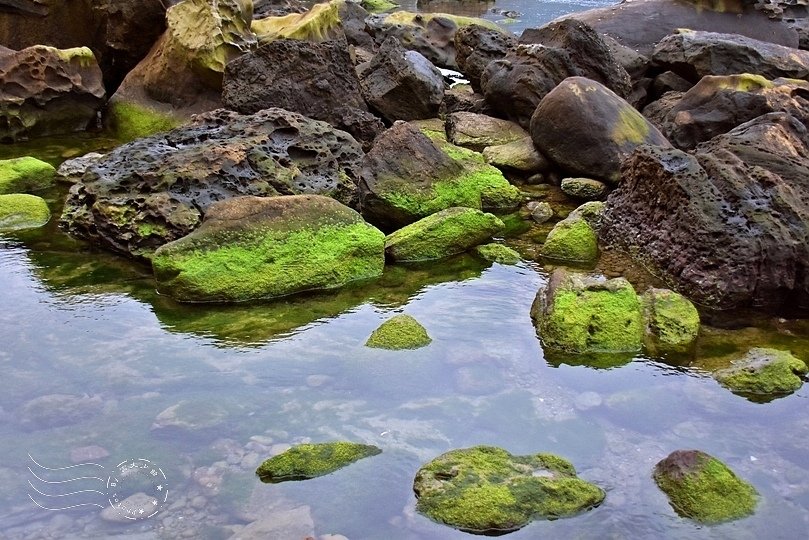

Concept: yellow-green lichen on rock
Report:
left=383, top=10, right=504, bottom=32
left=362, top=0, right=398, bottom=12
left=714, top=347, right=807, bottom=401
left=413, top=446, right=605, bottom=534
left=252, top=0, right=343, bottom=43
left=0, top=193, right=50, bottom=230
left=365, top=314, right=432, bottom=349
left=52, top=46, right=97, bottom=68
left=106, top=101, right=182, bottom=143
left=474, top=243, right=521, bottom=264
left=256, top=441, right=381, bottom=482
left=541, top=215, right=599, bottom=263
left=0, top=157, right=56, bottom=194
left=643, top=288, right=700, bottom=353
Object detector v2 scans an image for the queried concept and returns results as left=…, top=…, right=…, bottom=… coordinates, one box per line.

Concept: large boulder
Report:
left=454, top=24, right=516, bottom=91
left=359, top=37, right=445, bottom=122
left=600, top=112, right=809, bottom=309
left=152, top=195, right=385, bottom=302
left=359, top=122, right=521, bottom=230
left=61, top=108, right=365, bottom=259
left=714, top=348, right=808, bottom=400
left=530, top=77, right=671, bottom=183
left=0, top=45, right=105, bottom=142
left=653, top=29, right=809, bottom=81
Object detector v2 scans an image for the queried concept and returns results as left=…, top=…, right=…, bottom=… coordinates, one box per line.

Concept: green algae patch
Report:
left=0, top=157, right=56, bottom=194
left=383, top=11, right=504, bottom=32
left=362, top=0, right=398, bottom=12
left=253, top=0, right=343, bottom=43
left=542, top=217, right=598, bottom=263
left=413, top=446, right=605, bottom=534
left=0, top=194, right=50, bottom=230
left=532, top=270, right=643, bottom=353
left=366, top=314, right=432, bottom=349
left=611, top=103, right=652, bottom=146
left=474, top=243, right=521, bottom=264
left=106, top=102, right=181, bottom=143
left=385, top=207, right=504, bottom=262
left=643, top=288, right=700, bottom=354
left=152, top=195, right=385, bottom=302
left=714, top=348, right=807, bottom=401
left=256, top=441, right=382, bottom=483
left=653, top=449, right=757, bottom=523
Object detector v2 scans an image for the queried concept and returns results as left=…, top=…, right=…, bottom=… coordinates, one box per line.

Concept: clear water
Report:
left=3, top=3, right=809, bottom=539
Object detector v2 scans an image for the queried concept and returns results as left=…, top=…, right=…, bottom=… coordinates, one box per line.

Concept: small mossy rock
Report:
left=643, top=288, right=700, bottom=353
left=365, top=314, right=432, bottom=349
left=256, top=442, right=381, bottom=482
left=653, top=449, right=757, bottom=523
left=106, top=102, right=182, bottom=143
left=483, top=138, right=548, bottom=173
left=542, top=216, right=598, bottom=263
left=385, top=207, right=504, bottom=262
left=714, top=348, right=808, bottom=399
left=531, top=269, right=643, bottom=353
left=252, top=0, right=343, bottom=43
left=0, top=194, right=50, bottom=230
left=567, top=201, right=605, bottom=234
left=560, top=177, right=607, bottom=200
left=152, top=195, right=385, bottom=302
left=0, top=157, right=56, bottom=194
left=474, top=243, right=521, bottom=264
left=413, top=446, right=605, bottom=534
left=446, top=112, right=528, bottom=152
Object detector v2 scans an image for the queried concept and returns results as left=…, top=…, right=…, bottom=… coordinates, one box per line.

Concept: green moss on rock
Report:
left=653, top=449, right=758, bottom=523
left=385, top=207, right=504, bottom=262
left=253, top=0, right=342, bottom=42
left=542, top=217, right=598, bottom=263
left=106, top=102, right=181, bottom=143
left=365, top=314, right=432, bottom=349
left=383, top=11, right=504, bottom=32
left=474, top=243, right=521, bottom=264
left=413, top=446, right=605, bottom=534
left=362, top=0, right=398, bottom=12
left=256, top=441, right=382, bottom=482
left=643, top=288, right=700, bottom=353
left=0, top=157, right=56, bottom=194
left=0, top=194, right=50, bottom=230
left=560, top=177, right=607, bottom=200
left=715, top=348, right=807, bottom=399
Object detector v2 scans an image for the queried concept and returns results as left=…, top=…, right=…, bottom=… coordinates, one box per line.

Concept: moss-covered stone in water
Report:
left=106, top=102, right=181, bottom=142
left=0, top=194, right=50, bottom=230
left=385, top=207, right=504, bottom=262
left=0, top=157, right=56, bottom=194
left=714, top=348, right=807, bottom=399
left=256, top=442, right=381, bottom=482
left=413, top=446, right=605, bottom=534
left=653, top=449, right=758, bottom=523
left=643, top=288, right=700, bottom=353
left=365, top=314, right=432, bottom=349
left=542, top=217, right=598, bottom=263
left=474, top=243, right=521, bottom=264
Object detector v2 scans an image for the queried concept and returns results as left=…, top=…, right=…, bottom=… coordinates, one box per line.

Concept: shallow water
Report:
left=3, top=2, right=809, bottom=539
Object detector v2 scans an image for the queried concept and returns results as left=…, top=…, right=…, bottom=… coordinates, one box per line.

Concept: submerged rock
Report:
left=256, top=442, right=381, bottom=482
left=0, top=194, right=50, bottom=231
left=0, top=157, right=55, bottom=194
left=413, top=446, right=604, bottom=534
left=643, top=288, right=700, bottom=353
left=715, top=348, right=807, bottom=400
left=531, top=269, right=642, bottom=353
left=151, top=400, right=229, bottom=431
left=653, top=449, right=757, bottom=523
left=152, top=195, right=385, bottom=302
left=384, top=207, right=504, bottom=262
left=18, top=394, right=103, bottom=431
left=474, top=243, right=521, bottom=264
left=365, top=314, right=432, bottom=349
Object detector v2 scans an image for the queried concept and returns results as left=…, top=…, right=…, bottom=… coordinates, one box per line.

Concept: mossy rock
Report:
left=566, top=201, right=605, bottom=234
left=362, top=0, right=398, bottom=12
left=152, top=195, right=385, bottom=302
left=531, top=269, right=643, bottom=353
left=714, top=348, right=807, bottom=401
left=653, top=449, right=757, bottom=523
left=365, top=314, right=432, bottom=349
left=385, top=207, right=504, bottom=262
left=252, top=0, right=343, bottom=43
left=560, top=177, right=607, bottom=200
left=0, top=157, right=56, bottom=194
left=541, top=216, right=598, bottom=263
left=382, top=11, right=503, bottom=32
left=0, top=194, right=50, bottom=230
left=643, top=288, right=700, bottom=353
left=413, top=446, right=605, bottom=534
left=106, top=101, right=182, bottom=143
left=256, top=441, right=381, bottom=482
left=474, top=243, right=521, bottom=264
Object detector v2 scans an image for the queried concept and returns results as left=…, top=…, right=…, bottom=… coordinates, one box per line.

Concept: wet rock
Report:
left=0, top=193, right=50, bottom=230
left=413, top=446, right=605, bottom=534
left=152, top=195, right=385, bottom=302
left=653, top=449, right=758, bottom=523
left=529, top=201, right=553, bottom=224
left=643, top=288, right=700, bottom=354
left=474, top=243, right=521, bottom=264
left=359, top=122, right=521, bottom=230
left=365, top=314, right=432, bottom=349
left=152, top=400, right=229, bottom=431
left=531, top=269, right=642, bottom=353
left=541, top=211, right=599, bottom=263
left=454, top=23, right=516, bottom=90
left=360, top=37, right=445, bottom=122
left=560, top=177, right=607, bottom=200
left=18, top=393, right=103, bottom=430
left=482, top=137, right=548, bottom=173
left=530, top=77, right=672, bottom=184
left=600, top=113, right=809, bottom=308
left=446, top=112, right=528, bottom=152
left=385, top=207, right=504, bottom=262
left=0, top=46, right=104, bottom=142
left=715, top=348, right=808, bottom=400
left=56, top=152, right=104, bottom=184
left=229, top=506, right=315, bottom=539
left=61, top=108, right=364, bottom=259
left=256, top=442, right=381, bottom=482
left=0, top=157, right=55, bottom=193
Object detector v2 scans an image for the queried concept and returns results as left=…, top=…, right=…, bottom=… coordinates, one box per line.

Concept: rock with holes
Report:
left=61, top=108, right=364, bottom=259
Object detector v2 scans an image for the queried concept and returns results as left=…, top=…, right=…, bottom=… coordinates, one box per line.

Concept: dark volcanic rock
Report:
left=454, top=24, right=516, bottom=91
left=61, top=108, right=364, bottom=258
left=601, top=112, right=809, bottom=309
